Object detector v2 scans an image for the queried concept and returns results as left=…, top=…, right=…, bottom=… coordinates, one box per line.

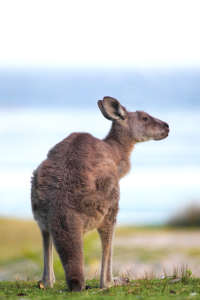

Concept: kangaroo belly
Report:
left=81, top=178, right=120, bottom=233
left=83, top=212, right=105, bottom=234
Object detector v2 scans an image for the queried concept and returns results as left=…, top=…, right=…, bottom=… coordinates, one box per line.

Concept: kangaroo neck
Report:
left=103, top=122, right=136, bottom=178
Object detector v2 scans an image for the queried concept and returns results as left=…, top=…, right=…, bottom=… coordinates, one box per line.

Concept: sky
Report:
left=0, top=0, right=200, bottom=225
left=0, top=0, right=200, bottom=69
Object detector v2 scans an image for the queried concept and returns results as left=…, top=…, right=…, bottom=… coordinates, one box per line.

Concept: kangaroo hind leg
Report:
left=98, top=203, right=129, bottom=288
left=41, top=230, right=56, bottom=287
left=98, top=222, right=115, bottom=288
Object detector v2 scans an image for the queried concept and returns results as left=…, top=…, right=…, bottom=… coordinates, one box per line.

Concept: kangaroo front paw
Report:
left=113, top=277, right=129, bottom=286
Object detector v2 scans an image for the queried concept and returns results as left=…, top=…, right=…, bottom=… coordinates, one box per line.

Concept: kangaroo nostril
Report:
left=164, top=123, right=169, bottom=128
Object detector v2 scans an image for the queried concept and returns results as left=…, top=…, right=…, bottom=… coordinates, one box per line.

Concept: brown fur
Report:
left=31, top=96, right=169, bottom=291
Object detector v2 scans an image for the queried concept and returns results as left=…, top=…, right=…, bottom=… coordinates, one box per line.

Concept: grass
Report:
left=1, top=218, right=200, bottom=298
left=1, top=274, right=200, bottom=299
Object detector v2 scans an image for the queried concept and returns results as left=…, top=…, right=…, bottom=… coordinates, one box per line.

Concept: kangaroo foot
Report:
left=85, top=285, right=92, bottom=290
left=41, top=275, right=56, bottom=288
left=113, top=277, right=129, bottom=286
left=38, top=281, right=46, bottom=290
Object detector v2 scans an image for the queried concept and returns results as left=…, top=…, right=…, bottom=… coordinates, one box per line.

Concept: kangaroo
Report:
left=31, top=96, right=169, bottom=292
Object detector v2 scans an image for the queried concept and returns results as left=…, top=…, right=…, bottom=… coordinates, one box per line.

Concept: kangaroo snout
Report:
left=163, top=121, right=170, bottom=136
left=163, top=121, right=170, bottom=135
left=155, top=121, right=170, bottom=140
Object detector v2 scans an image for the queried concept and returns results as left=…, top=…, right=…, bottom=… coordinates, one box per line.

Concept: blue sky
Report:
left=0, top=0, right=200, bottom=224
left=0, top=0, right=200, bottom=69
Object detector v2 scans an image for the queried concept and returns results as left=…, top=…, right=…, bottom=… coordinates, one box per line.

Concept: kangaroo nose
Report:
left=164, top=122, right=169, bottom=128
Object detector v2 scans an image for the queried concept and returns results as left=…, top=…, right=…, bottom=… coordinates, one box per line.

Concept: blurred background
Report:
left=0, top=0, right=200, bottom=281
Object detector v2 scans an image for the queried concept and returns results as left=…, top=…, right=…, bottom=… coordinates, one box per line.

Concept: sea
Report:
left=0, top=68, right=200, bottom=225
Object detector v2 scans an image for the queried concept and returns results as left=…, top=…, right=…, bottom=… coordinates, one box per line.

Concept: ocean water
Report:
left=0, top=108, right=200, bottom=225
left=0, top=69, right=200, bottom=225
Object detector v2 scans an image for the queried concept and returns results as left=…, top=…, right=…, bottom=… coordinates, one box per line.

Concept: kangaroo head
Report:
left=98, top=96, right=169, bottom=143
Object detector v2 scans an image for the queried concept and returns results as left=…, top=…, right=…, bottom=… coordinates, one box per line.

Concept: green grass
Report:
left=1, top=218, right=200, bottom=299
left=1, top=276, right=200, bottom=299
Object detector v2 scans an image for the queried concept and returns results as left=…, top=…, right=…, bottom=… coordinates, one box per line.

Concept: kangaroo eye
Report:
left=143, top=117, right=148, bottom=121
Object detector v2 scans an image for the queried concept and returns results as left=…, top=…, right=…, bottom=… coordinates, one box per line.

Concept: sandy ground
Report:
left=1, top=227, right=200, bottom=281
left=111, top=229, right=200, bottom=278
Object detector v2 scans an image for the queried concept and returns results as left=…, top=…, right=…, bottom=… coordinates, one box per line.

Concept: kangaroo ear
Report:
left=98, top=96, right=126, bottom=121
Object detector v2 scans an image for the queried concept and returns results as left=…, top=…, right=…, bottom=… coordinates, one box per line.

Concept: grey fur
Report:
left=31, top=96, right=169, bottom=291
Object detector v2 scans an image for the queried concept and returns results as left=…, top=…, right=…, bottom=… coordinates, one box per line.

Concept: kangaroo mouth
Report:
left=154, top=131, right=169, bottom=141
